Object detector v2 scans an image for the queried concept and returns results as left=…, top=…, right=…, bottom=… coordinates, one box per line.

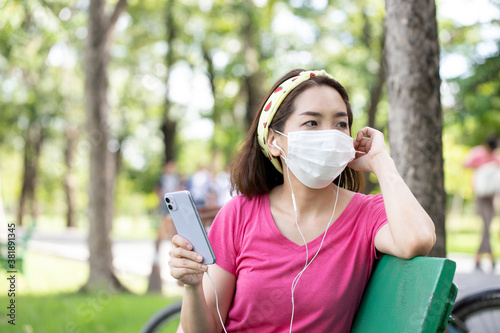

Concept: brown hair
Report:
left=231, top=69, right=365, bottom=197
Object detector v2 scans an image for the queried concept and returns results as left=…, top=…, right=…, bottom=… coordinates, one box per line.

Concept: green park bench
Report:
left=0, top=223, right=35, bottom=274
left=351, top=255, right=457, bottom=333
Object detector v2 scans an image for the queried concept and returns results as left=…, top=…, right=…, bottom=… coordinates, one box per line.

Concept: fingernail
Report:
left=201, top=265, right=208, bottom=271
left=197, top=255, right=203, bottom=261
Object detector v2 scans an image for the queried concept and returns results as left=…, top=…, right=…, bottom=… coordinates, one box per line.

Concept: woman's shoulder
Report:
left=212, top=193, right=268, bottom=238
left=341, top=192, right=386, bottom=230
left=218, top=193, right=268, bottom=217
left=346, top=190, right=383, bottom=205
left=224, top=193, right=266, bottom=207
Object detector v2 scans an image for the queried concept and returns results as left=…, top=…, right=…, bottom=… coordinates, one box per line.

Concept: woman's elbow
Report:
left=402, top=226, right=437, bottom=259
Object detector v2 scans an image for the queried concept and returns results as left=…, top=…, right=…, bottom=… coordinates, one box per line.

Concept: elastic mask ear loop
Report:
left=272, top=137, right=297, bottom=214
left=274, top=129, right=287, bottom=138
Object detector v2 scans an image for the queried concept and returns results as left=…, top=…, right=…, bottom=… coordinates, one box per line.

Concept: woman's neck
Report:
left=275, top=175, right=339, bottom=216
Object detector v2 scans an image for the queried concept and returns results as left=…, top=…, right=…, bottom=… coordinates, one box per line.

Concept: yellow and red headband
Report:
left=256, top=70, right=336, bottom=173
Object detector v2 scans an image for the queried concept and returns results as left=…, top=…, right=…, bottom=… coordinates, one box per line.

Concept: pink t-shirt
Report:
left=208, top=192, right=388, bottom=332
left=464, top=146, right=500, bottom=169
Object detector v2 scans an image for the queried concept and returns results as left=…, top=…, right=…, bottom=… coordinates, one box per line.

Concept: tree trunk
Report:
left=160, top=0, right=177, bottom=164
left=202, top=42, right=223, bottom=170
left=241, top=2, right=265, bottom=130
left=149, top=0, right=177, bottom=293
left=161, top=118, right=177, bottom=163
left=17, top=122, right=44, bottom=227
left=364, top=30, right=386, bottom=195
left=82, top=0, right=128, bottom=292
left=366, top=33, right=385, bottom=132
left=385, top=0, right=446, bottom=257
left=64, top=125, right=78, bottom=228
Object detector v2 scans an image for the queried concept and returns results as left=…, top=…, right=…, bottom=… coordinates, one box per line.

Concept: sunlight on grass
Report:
left=446, top=214, right=500, bottom=257
left=0, top=252, right=88, bottom=295
left=0, top=251, right=158, bottom=296
left=0, top=292, right=178, bottom=332
left=0, top=252, right=180, bottom=332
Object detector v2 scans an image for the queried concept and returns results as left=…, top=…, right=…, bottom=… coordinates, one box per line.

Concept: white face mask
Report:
left=273, top=129, right=356, bottom=189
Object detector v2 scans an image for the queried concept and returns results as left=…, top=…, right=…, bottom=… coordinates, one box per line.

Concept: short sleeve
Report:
left=464, top=146, right=482, bottom=169
left=208, top=197, right=240, bottom=275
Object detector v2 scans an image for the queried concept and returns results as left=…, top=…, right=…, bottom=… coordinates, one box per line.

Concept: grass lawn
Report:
left=0, top=292, right=177, bottom=332
left=0, top=252, right=180, bottom=332
left=446, top=214, right=500, bottom=257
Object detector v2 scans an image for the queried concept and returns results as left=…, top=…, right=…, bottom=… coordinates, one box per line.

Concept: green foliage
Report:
left=0, top=0, right=498, bottom=222
left=448, top=51, right=500, bottom=145
left=443, top=129, right=475, bottom=200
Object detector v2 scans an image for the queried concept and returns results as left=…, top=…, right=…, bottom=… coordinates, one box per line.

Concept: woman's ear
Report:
left=267, top=130, right=281, bottom=157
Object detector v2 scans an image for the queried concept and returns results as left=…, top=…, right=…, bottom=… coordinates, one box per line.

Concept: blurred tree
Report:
left=438, top=0, right=500, bottom=146
left=160, top=0, right=177, bottom=164
left=0, top=1, right=66, bottom=227
left=18, top=118, right=44, bottom=227
left=452, top=52, right=500, bottom=143
left=82, top=0, right=128, bottom=292
left=14, top=8, right=49, bottom=228
left=240, top=0, right=267, bottom=130
left=2, top=0, right=496, bottom=267
left=63, top=125, right=78, bottom=228
left=385, top=0, right=446, bottom=257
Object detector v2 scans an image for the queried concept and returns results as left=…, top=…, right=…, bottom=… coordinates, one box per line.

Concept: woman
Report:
left=464, top=135, right=499, bottom=272
left=169, top=69, right=436, bottom=332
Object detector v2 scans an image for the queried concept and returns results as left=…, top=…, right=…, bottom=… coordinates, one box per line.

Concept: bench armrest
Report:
left=351, top=255, right=457, bottom=332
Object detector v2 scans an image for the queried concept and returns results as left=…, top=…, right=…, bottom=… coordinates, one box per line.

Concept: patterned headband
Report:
left=256, top=70, right=336, bottom=173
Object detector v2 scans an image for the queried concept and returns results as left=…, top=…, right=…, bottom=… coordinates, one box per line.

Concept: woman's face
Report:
left=268, top=84, right=351, bottom=160
left=282, top=85, right=350, bottom=136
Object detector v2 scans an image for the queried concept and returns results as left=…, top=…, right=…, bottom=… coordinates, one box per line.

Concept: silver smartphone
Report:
left=164, top=190, right=216, bottom=265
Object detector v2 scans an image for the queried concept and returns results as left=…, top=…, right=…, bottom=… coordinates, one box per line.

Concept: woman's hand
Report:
left=349, top=127, right=390, bottom=173
left=348, top=128, right=435, bottom=258
left=169, top=234, right=208, bottom=286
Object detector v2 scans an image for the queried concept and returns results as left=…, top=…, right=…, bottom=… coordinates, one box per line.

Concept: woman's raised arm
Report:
left=349, top=127, right=436, bottom=259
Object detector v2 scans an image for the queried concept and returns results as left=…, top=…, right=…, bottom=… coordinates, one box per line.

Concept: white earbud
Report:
left=272, top=139, right=286, bottom=158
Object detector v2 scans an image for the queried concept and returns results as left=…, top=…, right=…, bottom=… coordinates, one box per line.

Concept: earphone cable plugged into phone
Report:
left=206, top=270, right=228, bottom=333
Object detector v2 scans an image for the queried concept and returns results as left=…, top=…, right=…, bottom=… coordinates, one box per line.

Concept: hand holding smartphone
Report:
left=164, top=191, right=216, bottom=265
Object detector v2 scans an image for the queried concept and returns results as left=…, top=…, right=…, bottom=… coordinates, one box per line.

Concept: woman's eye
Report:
left=304, top=120, right=318, bottom=127
left=337, top=121, right=348, bottom=129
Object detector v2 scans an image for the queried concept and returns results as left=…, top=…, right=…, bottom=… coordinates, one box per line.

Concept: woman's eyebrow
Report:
left=334, top=111, right=348, bottom=118
left=298, top=111, right=348, bottom=118
left=298, top=111, right=323, bottom=117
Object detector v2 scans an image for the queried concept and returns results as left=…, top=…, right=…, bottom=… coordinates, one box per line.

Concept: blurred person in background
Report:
left=213, top=165, right=233, bottom=207
left=155, top=160, right=182, bottom=240
left=150, top=160, right=184, bottom=292
left=188, top=165, right=213, bottom=208
left=464, top=134, right=500, bottom=272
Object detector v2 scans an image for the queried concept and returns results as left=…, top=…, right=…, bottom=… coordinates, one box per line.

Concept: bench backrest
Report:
left=351, top=255, right=457, bottom=332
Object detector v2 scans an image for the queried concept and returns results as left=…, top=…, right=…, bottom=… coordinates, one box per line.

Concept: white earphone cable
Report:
left=206, top=270, right=228, bottom=333
left=288, top=169, right=342, bottom=333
